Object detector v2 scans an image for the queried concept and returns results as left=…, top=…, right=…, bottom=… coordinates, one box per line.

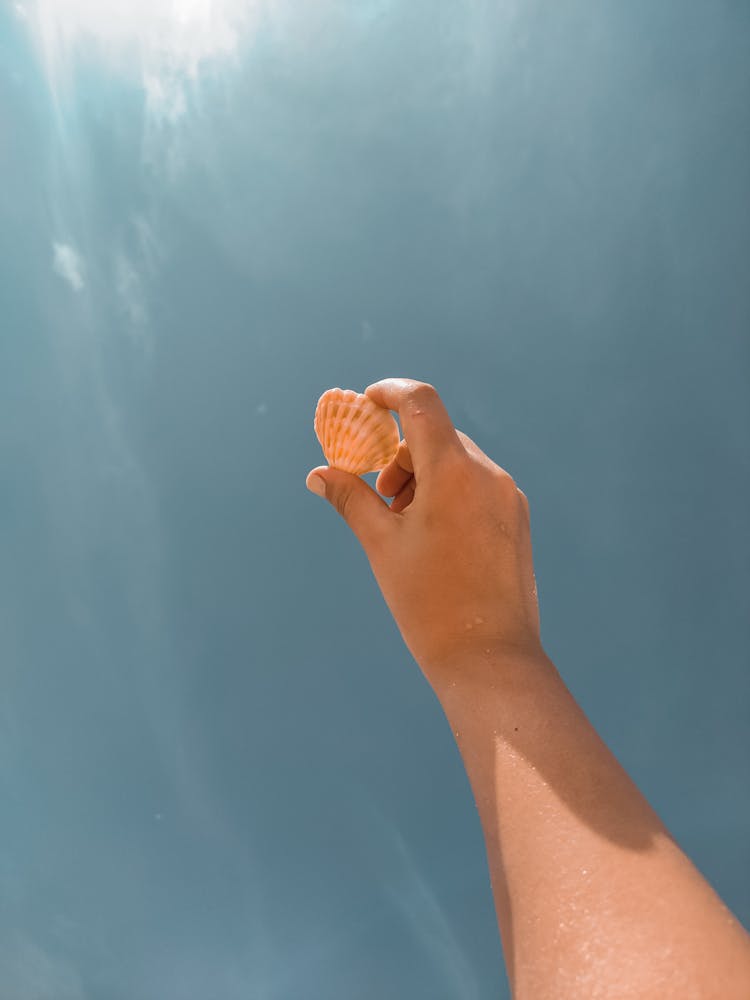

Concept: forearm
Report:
left=433, top=648, right=750, bottom=999
left=307, top=377, right=750, bottom=996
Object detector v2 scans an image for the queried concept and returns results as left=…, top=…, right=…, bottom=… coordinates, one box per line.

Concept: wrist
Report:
left=425, top=642, right=556, bottom=720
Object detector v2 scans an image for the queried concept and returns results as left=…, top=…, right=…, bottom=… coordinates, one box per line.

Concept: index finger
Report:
left=364, top=378, right=462, bottom=474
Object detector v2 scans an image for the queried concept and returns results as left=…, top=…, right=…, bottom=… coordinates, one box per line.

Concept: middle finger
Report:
left=375, top=438, right=414, bottom=497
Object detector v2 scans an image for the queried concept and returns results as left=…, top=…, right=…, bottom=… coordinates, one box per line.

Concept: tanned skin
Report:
left=306, top=377, right=750, bottom=999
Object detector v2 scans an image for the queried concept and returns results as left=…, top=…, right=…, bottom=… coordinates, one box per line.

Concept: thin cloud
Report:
left=355, top=793, right=480, bottom=999
left=143, top=73, right=187, bottom=127
left=114, top=251, right=153, bottom=360
left=115, top=252, right=146, bottom=327
left=113, top=214, right=162, bottom=356
left=52, top=241, right=85, bottom=292
left=382, top=826, right=480, bottom=999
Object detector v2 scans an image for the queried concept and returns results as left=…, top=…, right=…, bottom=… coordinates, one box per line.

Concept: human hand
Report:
left=306, top=378, right=544, bottom=691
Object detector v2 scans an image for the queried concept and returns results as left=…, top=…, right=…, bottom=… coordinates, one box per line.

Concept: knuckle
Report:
left=492, top=467, right=517, bottom=494
left=516, top=489, right=531, bottom=523
left=405, top=383, right=438, bottom=407
left=431, top=445, right=468, bottom=479
left=490, top=472, right=523, bottom=514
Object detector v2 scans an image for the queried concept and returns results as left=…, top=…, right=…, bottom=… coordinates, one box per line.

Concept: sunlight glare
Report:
left=29, top=0, right=249, bottom=50
left=24, top=0, right=258, bottom=100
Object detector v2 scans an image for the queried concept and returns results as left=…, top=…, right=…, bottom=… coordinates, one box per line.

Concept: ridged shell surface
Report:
left=314, top=388, right=400, bottom=474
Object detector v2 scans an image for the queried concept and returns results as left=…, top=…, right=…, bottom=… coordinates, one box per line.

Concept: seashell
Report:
left=314, top=387, right=400, bottom=475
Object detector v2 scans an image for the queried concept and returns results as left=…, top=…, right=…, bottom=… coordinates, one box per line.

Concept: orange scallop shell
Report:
left=314, top=388, right=400, bottom=474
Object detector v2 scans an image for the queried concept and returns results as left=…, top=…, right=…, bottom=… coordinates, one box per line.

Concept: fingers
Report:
left=375, top=439, right=413, bottom=497
left=393, top=438, right=414, bottom=473
left=376, top=424, right=517, bottom=508
left=306, top=466, right=393, bottom=552
left=364, top=378, right=462, bottom=478
left=390, top=476, right=416, bottom=513
left=374, top=427, right=500, bottom=510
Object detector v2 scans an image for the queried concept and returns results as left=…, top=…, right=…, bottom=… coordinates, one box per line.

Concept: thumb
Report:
left=306, top=466, right=393, bottom=551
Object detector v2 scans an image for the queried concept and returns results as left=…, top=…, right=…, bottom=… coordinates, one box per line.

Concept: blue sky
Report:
left=1, top=1, right=749, bottom=996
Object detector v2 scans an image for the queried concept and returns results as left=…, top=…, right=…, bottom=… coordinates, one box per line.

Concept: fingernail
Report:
left=306, top=474, right=326, bottom=497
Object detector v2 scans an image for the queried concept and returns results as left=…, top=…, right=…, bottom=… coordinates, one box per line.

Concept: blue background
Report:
left=1, top=2, right=748, bottom=996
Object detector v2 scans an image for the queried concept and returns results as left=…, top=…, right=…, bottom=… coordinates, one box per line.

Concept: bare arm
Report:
left=436, top=647, right=750, bottom=998
left=306, top=376, right=750, bottom=998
